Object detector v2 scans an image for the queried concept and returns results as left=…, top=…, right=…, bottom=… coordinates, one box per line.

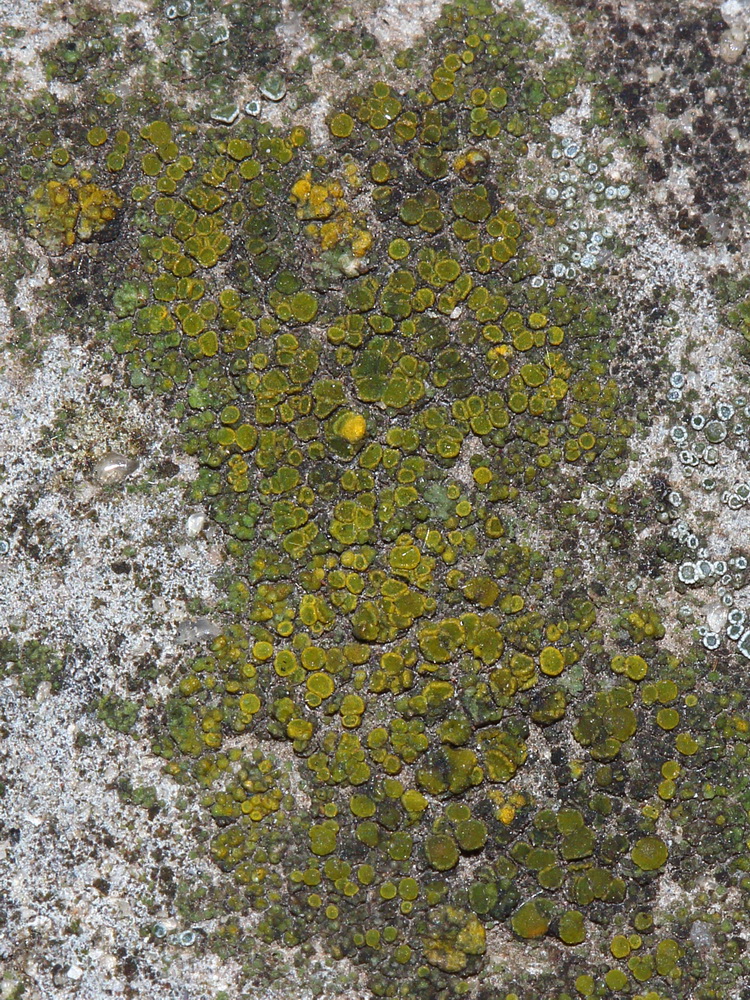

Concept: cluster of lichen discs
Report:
left=16, top=3, right=750, bottom=998
left=24, top=175, right=122, bottom=254
left=108, top=15, right=687, bottom=999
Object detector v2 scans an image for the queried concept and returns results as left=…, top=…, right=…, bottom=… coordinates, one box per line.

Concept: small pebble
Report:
left=92, top=453, right=137, bottom=486
left=175, top=617, right=222, bottom=645
left=186, top=513, right=207, bottom=538
left=719, top=26, right=747, bottom=64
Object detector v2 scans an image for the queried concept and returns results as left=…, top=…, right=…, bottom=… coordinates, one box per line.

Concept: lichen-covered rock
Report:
left=4, top=0, right=750, bottom=998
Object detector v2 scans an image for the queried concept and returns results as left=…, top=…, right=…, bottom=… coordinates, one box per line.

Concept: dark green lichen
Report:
left=0, top=637, right=65, bottom=697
